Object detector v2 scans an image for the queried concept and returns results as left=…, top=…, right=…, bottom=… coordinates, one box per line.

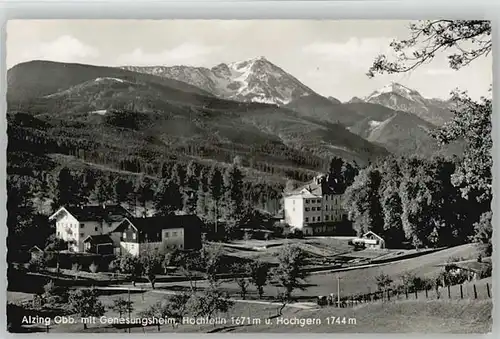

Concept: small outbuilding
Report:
left=83, top=235, right=114, bottom=255
left=352, top=231, right=386, bottom=249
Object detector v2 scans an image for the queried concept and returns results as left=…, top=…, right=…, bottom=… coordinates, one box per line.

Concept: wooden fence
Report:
left=317, top=281, right=492, bottom=308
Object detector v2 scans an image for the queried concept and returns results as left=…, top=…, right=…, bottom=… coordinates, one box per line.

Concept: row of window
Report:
left=122, top=230, right=182, bottom=240
left=305, top=214, right=342, bottom=223
left=305, top=206, right=342, bottom=212
left=57, top=231, right=85, bottom=238
left=305, top=199, right=321, bottom=204
left=59, top=222, right=86, bottom=228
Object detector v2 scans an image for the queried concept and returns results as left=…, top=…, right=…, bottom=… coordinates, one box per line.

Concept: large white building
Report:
left=283, top=176, right=347, bottom=236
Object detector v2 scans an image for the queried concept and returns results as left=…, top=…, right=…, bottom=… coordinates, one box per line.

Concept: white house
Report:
left=113, top=215, right=203, bottom=257
left=283, top=175, right=346, bottom=235
left=49, top=204, right=133, bottom=253
left=352, top=231, right=386, bottom=249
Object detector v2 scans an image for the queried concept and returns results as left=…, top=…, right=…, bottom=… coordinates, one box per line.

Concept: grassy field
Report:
left=21, top=291, right=491, bottom=333
left=155, top=243, right=484, bottom=300
left=228, top=299, right=493, bottom=333
left=219, top=237, right=424, bottom=266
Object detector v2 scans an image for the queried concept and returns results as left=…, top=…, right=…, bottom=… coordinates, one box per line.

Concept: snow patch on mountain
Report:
left=89, top=109, right=107, bottom=115
left=120, top=56, right=317, bottom=105
left=368, top=120, right=382, bottom=128
left=94, top=77, right=128, bottom=83
left=363, top=82, right=455, bottom=126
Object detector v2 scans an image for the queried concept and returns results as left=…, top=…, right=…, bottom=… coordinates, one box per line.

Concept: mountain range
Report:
left=7, top=57, right=463, bottom=188
left=121, top=56, right=318, bottom=106
left=355, top=82, right=457, bottom=126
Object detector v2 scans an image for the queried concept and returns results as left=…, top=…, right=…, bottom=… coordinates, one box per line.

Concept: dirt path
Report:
left=94, top=286, right=318, bottom=310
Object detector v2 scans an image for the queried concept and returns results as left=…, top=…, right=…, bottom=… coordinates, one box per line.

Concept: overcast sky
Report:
left=6, top=20, right=492, bottom=102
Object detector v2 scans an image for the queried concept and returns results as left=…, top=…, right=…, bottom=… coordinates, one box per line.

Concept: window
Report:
left=173, top=232, right=178, bottom=237
left=57, top=231, right=60, bottom=237
left=165, top=232, right=169, bottom=238
left=305, top=217, right=309, bottom=222
left=312, top=217, right=316, bottom=222
left=305, top=199, right=310, bottom=204
left=95, top=227, right=98, bottom=231
left=311, top=207, right=315, bottom=211
left=80, top=233, right=84, bottom=237
left=80, top=223, right=85, bottom=228
left=293, top=200, right=295, bottom=205
left=317, top=199, right=321, bottom=204
left=305, top=207, right=310, bottom=212
left=325, top=205, right=329, bottom=211
left=132, top=233, right=136, bottom=240
left=293, top=207, right=295, bottom=212
left=325, top=196, right=328, bottom=201
left=325, top=215, right=329, bottom=221
left=180, top=244, right=183, bottom=249
left=123, top=232, right=127, bottom=239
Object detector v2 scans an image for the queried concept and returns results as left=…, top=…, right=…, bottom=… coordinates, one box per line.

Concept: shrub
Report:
left=478, top=264, right=492, bottom=279
left=400, top=272, right=434, bottom=291
left=375, top=273, right=393, bottom=291
left=89, top=262, right=99, bottom=273
left=28, top=256, right=45, bottom=272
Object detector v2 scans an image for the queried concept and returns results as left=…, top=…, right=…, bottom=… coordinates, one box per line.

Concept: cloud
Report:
left=116, top=43, right=219, bottom=66
left=302, top=37, right=394, bottom=69
left=17, top=35, right=99, bottom=64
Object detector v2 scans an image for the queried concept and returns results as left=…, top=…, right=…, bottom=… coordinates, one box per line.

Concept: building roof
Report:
left=29, top=245, right=44, bottom=253
left=49, top=204, right=133, bottom=222
left=83, top=234, right=114, bottom=244
left=115, top=215, right=203, bottom=234
left=285, top=174, right=345, bottom=199
left=362, top=231, right=385, bottom=242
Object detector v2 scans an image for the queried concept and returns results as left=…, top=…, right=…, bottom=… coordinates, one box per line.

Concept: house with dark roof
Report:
left=113, top=215, right=203, bottom=257
left=83, top=235, right=114, bottom=255
left=49, top=204, right=133, bottom=253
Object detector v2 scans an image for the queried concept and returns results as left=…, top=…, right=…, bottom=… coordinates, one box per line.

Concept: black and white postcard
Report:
left=5, top=20, right=493, bottom=333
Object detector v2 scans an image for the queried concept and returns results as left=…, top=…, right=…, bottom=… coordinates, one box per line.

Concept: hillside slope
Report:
left=121, top=56, right=319, bottom=105
left=344, top=102, right=464, bottom=156
left=7, top=61, right=389, bottom=189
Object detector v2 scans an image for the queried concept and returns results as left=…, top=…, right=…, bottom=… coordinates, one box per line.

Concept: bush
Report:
left=400, top=272, right=434, bottom=291
left=437, top=268, right=469, bottom=286
left=28, top=256, right=46, bottom=272
left=478, top=264, right=492, bottom=279
left=89, top=262, right=99, bottom=273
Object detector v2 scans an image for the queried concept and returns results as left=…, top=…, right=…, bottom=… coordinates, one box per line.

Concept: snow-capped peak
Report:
left=365, top=82, right=425, bottom=103
left=121, top=56, right=317, bottom=106
left=363, top=82, right=456, bottom=126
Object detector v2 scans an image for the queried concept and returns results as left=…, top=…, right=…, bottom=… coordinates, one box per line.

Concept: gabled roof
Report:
left=49, top=204, right=133, bottom=222
left=362, top=231, right=384, bottom=241
left=114, top=215, right=203, bottom=234
left=83, top=234, right=114, bottom=244
left=29, top=245, right=44, bottom=253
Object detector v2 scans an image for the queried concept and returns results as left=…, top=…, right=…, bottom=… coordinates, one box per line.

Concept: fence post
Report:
left=436, top=285, right=440, bottom=299
left=448, top=285, right=451, bottom=299
left=387, top=289, right=390, bottom=301
left=405, top=288, right=408, bottom=299
left=460, top=284, right=463, bottom=299
left=414, top=289, right=418, bottom=300
left=425, top=287, right=428, bottom=299
left=473, top=284, right=478, bottom=299
left=486, top=283, right=491, bottom=298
